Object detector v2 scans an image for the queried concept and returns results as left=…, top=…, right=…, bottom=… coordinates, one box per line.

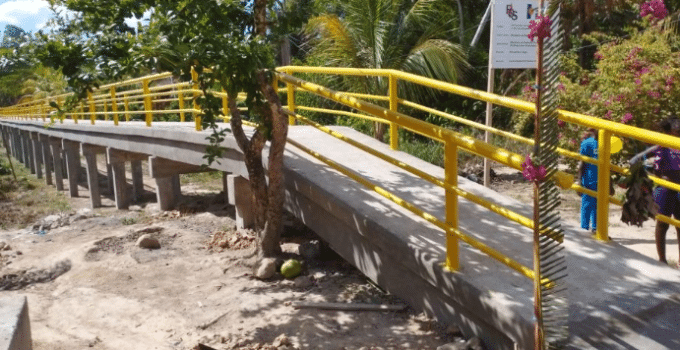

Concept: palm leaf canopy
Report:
left=306, top=0, right=470, bottom=98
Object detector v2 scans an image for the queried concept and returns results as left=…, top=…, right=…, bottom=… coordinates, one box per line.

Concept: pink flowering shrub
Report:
left=640, top=0, right=668, bottom=20
left=515, top=23, right=680, bottom=158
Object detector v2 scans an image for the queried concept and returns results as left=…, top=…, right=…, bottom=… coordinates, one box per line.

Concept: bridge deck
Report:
left=1, top=120, right=679, bottom=350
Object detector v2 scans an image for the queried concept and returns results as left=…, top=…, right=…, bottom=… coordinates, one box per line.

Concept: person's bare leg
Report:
left=655, top=220, right=669, bottom=264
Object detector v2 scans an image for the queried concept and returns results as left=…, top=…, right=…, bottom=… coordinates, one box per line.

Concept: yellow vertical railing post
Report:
left=110, top=87, right=119, bottom=126
left=222, top=89, right=229, bottom=121
left=88, top=91, right=95, bottom=124
left=388, top=74, right=399, bottom=150
left=191, top=67, right=202, bottom=131
left=143, top=79, right=153, bottom=127
left=286, top=70, right=296, bottom=125
left=102, top=94, right=108, bottom=121
left=178, top=86, right=185, bottom=122
left=596, top=129, right=612, bottom=241
left=39, top=103, right=44, bottom=122
left=123, top=95, right=130, bottom=122
left=444, top=140, right=459, bottom=271
left=58, top=98, right=63, bottom=124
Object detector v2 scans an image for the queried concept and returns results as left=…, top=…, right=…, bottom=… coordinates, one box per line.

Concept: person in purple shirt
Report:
left=651, top=117, right=680, bottom=264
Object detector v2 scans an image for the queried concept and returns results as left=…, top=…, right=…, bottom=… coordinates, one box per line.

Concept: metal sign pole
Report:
left=483, top=1, right=496, bottom=187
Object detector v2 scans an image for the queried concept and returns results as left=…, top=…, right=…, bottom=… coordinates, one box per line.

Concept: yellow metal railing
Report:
left=3, top=66, right=680, bottom=282
left=276, top=66, right=680, bottom=245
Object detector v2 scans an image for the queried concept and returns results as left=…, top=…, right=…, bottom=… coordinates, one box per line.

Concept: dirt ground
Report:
left=0, top=165, right=461, bottom=350
left=1, top=160, right=676, bottom=350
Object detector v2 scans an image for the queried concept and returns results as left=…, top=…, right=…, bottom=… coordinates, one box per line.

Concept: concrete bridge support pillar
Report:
left=26, top=133, right=36, bottom=175
left=22, top=131, right=33, bottom=173
left=227, top=174, right=255, bottom=229
left=63, top=140, right=81, bottom=198
left=149, top=156, right=206, bottom=211
left=82, top=144, right=105, bottom=208
left=107, top=149, right=130, bottom=210
left=12, top=128, right=21, bottom=161
left=106, top=163, right=114, bottom=195
left=48, top=137, right=64, bottom=191
left=29, top=132, right=43, bottom=179
left=39, top=134, right=53, bottom=186
left=131, top=160, right=144, bottom=202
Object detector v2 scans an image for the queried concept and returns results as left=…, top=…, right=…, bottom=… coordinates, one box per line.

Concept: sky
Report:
left=0, top=0, right=55, bottom=35
left=0, top=0, right=148, bottom=38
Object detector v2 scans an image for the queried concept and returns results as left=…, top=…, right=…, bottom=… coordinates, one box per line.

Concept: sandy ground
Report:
left=1, top=163, right=676, bottom=350
left=0, top=180, right=459, bottom=350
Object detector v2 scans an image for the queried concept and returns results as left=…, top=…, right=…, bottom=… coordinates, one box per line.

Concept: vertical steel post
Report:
left=143, top=79, right=153, bottom=127
left=124, top=94, right=130, bottom=122
left=110, top=87, right=119, bottom=126
left=389, top=74, right=399, bottom=150
left=191, top=67, right=201, bottom=131
left=88, top=91, right=96, bottom=124
left=596, top=129, right=612, bottom=241
left=286, top=70, right=296, bottom=125
left=444, top=140, right=459, bottom=271
left=178, top=86, right=185, bottom=122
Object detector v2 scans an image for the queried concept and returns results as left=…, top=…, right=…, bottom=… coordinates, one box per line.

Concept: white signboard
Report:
left=490, top=0, right=546, bottom=69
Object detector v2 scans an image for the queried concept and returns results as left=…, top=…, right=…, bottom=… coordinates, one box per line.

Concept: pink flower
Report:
left=622, top=113, right=634, bottom=124
left=605, top=110, right=613, bottom=119
left=557, top=120, right=566, bottom=127
left=648, top=91, right=661, bottom=99
left=522, top=154, right=547, bottom=182
left=594, top=52, right=603, bottom=60
left=528, top=15, right=552, bottom=42
left=640, top=0, right=667, bottom=20
left=635, top=78, right=642, bottom=85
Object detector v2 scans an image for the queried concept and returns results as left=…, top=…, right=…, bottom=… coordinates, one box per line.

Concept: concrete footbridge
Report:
left=2, top=67, right=680, bottom=350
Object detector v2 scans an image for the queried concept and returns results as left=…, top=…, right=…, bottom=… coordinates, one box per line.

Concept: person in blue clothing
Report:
left=578, top=128, right=599, bottom=233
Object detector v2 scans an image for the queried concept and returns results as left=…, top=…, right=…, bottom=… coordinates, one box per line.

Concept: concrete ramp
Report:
left=2, top=120, right=680, bottom=350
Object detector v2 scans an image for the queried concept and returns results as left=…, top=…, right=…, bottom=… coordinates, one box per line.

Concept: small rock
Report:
left=437, top=337, right=484, bottom=350
left=136, top=234, right=161, bottom=249
left=0, top=241, right=9, bottom=251
left=298, top=240, right=321, bottom=260
left=293, top=275, right=313, bottom=288
left=253, top=258, right=277, bottom=279
left=272, top=334, right=291, bottom=347
left=129, top=205, right=143, bottom=211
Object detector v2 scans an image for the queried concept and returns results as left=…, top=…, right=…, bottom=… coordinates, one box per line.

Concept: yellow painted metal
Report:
left=222, top=88, right=229, bottom=117
left=445, top=141, right=459, bottom=271
left=388, top=74, right=399, bottom=150
left=191, top=67, right=201, bottom=130
left=286, top=137, right=539, bottom=281
left=288, top=110, right=552, bottom=234
left=142, top=79, right=153, bottom=127
left=110, top=87, right=119, bottom=126
left=124, top=95, right=130, bottom=122
left=656, top=213, right=680, bottom=229
left=278, top=72, right=574, bottom=189
left=297, top=106, right=389, bottom=124
left=286, top=70, right=296, bottom=126
left=596, top=129, right=612, bottom=241
left=88, top=92, right=96, bottom=125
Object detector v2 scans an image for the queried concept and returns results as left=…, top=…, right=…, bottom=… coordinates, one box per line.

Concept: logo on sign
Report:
left=527, top=4, right=538, bottom=19
left=506, top=4, right=518, bottom=20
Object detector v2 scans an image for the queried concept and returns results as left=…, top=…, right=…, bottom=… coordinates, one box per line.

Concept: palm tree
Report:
left=305, top=0, right=470, bottom=140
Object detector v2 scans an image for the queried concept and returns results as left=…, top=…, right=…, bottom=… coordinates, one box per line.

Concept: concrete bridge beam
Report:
left=81, top=144, right=106, bottom=208
left=48, top=137, right=64, bottom=191
left=227, top=174, right=254, bottom=229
